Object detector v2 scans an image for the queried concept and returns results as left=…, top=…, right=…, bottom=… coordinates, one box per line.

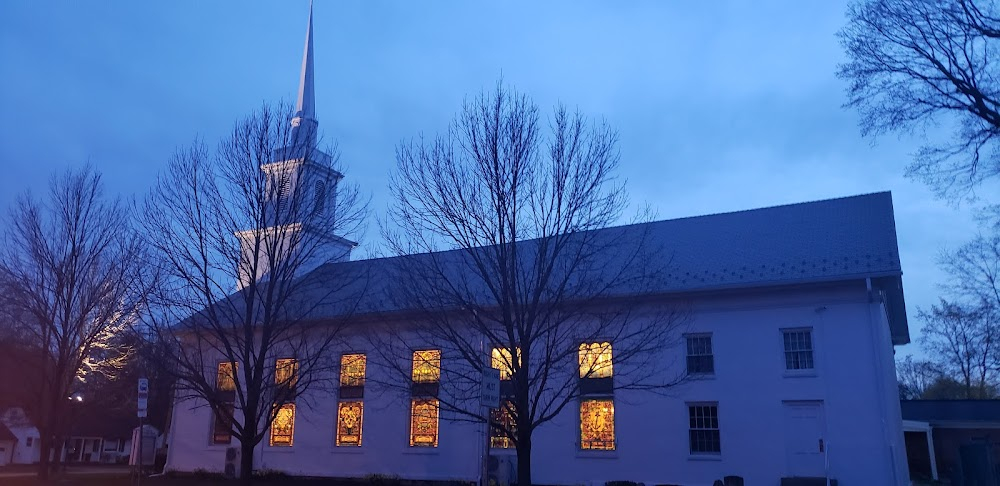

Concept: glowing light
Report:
left=578, top=342, right=613, bottom=378
left=411, top=350, right=441, bottom=383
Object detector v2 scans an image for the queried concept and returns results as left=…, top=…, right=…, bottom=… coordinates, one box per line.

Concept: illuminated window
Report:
left=336, top=401, right=364, bottom=446
left=409, top=399, right=439, bottom=447
left=340, top=354, right=366, bottom=387
left=217, top=362, right=237, bottom=391
left=270, top=404, right=295, bottom=446
left=578, top=342, right=613, bottom=378
left=688, top=404, right=720, bottom=454
left=412, top=350, right=441, bottom=383
left=212, top=404, right=234, bottom=445
left=490, top=401, right=516, bottom=449
left=491, top=347, right=520, bottom=381
left=275, top=358, right=298, bottom=387
left=686, top=334, right=714, bottom=375
left=214, top=362, right=237, bottom=444
left=580, top=398, right=615, bottom=450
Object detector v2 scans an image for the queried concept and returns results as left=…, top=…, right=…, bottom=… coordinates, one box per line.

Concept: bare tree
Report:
left=918, top=299, right=999, bottom=398
left=140, top=102, right=368, bottom=483
left=838, top=0, right=1000, bottom=201
left=940, top=233, right=1000, bottom=310
left=896, top=355, right=941, bottom=399
left=0, top=166, right=149, bottom=479
left=370, top=83, right=685, bottom=486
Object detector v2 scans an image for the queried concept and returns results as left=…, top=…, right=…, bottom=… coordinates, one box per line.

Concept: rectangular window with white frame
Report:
left=578, top=342, right=616, bottom=451
left=270, top=403, right=295, bottom=446
left=409, top=350, right=441, bottom=447
left=685, top=334, right=714, bottom=375
left=337, top=353, right=366, bottom=446
left=211, top=361, right=237, bottom=445
left=688, top=403, right=720, bottom=455
left=782, top=328, right=814, bottom=371
left=212, top=403, right=234, bottom=445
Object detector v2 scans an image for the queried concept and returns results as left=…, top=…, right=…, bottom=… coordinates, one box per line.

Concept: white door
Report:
left=783, top=401, right=826, bottom=477
left=0, top=444, right=9, bottom=466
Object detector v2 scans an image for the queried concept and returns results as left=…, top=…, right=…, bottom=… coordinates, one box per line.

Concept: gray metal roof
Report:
left=294, top=191, right=908, bottom=342
left=615, top=190, right=903, bottom=291
left=901, top=400, right=1000, bottom=425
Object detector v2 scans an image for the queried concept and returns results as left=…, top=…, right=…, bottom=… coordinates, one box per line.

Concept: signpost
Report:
left=481, top=368, right=500, bottom=408
left=137, top=378, right=149, bottom=418
left=481, top=368, right=500, bottom=486
left=136, top=378, right=148, bottom=486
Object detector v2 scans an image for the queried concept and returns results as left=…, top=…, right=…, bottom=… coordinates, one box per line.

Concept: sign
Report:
left=480, top=368, right=500, bottom=408
left=137, top=378, right=149, bottom=418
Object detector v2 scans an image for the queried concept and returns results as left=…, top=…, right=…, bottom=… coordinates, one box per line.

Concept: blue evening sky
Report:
left=0, top=1, right=981, bottom=355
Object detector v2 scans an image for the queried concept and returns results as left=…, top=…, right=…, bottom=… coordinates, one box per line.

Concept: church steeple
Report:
left=290, top=0, right=318, bottom=147
left=236, top=0, right=355, bottom=291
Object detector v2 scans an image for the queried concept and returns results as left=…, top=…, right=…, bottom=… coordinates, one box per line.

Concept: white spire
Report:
left=291, top=1, right=318, bottom=145
left=295, top=0, right=315, bottom=120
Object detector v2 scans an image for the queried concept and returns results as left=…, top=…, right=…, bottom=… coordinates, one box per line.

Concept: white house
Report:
left=165, top=5, right=912, bottom=486
left=0, top=408, right=40, bottom=465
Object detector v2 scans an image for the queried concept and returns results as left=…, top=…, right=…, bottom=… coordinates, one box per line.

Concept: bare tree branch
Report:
left=370, top=82, right=686, bottom=486
left=139, top=102, right=369, bottom=483
left=0, top=165, right=151, bottom=478
left=839, top=0, right=1000, bottom=201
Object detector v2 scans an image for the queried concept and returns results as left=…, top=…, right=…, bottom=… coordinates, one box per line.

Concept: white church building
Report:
left=165, top=6, right=912, bottom=486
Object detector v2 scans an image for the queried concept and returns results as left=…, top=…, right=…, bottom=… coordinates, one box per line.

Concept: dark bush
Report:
left=254, top=468, right=291, bottom=481
left=367, top=473, right=403, bottom=486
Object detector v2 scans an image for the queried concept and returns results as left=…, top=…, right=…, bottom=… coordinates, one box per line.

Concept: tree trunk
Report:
left=37, top=370, right=52, bottom=479
left=54, top=434, right=66, bottom=472
left=37, top=433, right=51, bottom=479
left=239, top=437, right=255, bottom=486
left=516, top=430, right=531, bottom=486
left=240, top=384, right=260, bottom=485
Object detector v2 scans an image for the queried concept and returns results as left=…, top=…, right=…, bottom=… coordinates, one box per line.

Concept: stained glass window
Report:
left=275, top=358, right=298, bottom=387
left=340, top=354, right=366, bottom=387
left=212, top=404, right=234, bottom=445
left=412, top=350, right=441, bottom=383
left=580, top=398, right=615, bottom=450
left=578, top=342, right=613, bottom=378
left=490, top=401, right=516, bottom=449
left=782, top=329, right=814, bottom=370
left=491, top=347, right=519, bottom=381
left=688, top=404, right=720, bottom=454
left=270, top=404, right=295, bottom=446
left=409, top=399, right=439, bottom=447
left=336, top=401, right=364, bottom=446
left=217, top=362, right=237, bottom=391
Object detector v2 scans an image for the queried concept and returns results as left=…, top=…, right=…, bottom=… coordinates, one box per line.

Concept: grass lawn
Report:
left=1, top=474, right=133, bottom=486
left=1, top=475, right=301, bottom=486
left=0, top=472, right=472, bottom=486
